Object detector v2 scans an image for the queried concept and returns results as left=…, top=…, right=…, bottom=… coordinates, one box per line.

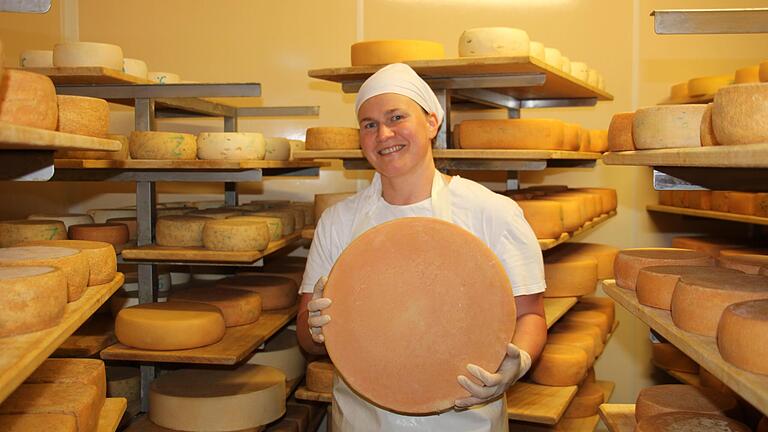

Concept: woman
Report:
left=297, top=63, right=547, bottom=431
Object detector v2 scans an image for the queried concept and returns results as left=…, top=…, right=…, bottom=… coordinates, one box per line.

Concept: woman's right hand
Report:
left=307, top=276, right=332, bottom=344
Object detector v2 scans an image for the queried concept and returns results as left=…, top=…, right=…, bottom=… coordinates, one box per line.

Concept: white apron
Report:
left=330, top=170, right=509, bottom=432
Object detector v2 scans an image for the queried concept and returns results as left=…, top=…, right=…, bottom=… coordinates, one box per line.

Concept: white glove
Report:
left=454, top=343, right=532, bottom=408
left=307, top=276, right=331, bottom=344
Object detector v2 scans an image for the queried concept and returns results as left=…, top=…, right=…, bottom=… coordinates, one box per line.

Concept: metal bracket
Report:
left=0, top=0, right=50, bottom=12
left=0, top=150, right=54, bottom=181
left=653, top=167, right=768, bottom=191
left=453, top=89, right=520, bottom=110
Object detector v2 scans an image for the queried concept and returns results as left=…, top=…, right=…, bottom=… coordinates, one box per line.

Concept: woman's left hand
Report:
left=454, top=343, right=532, bottom=408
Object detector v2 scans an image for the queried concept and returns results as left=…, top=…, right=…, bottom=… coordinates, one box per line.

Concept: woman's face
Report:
left=357, top=93, right=439, bottom=179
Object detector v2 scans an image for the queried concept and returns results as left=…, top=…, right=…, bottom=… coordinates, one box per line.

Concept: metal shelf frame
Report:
left=652, top=8, right=768, bottom=35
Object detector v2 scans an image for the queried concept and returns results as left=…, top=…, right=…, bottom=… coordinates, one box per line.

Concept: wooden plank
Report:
left=295, top=386, right=332, bottom=403
left=604, top=280, right=768, bottom=415
left=544, top=297, right=578, bottom=328
left=598, top=404, right=636, bottom=432
left=125, top=415, right=265, bottom=432
left=121, top=232, right=301, bottom=263
left=507, top=381, right=578, bottom=424
left=662, top=367, right=701, bottom=387
left=0, top=273, right=124, bottom=403
left=0, top=122, right=122, bottom=152
left=508, top=381, right=613, bottom=431
left=539, top=211, right=616, bottom=251
left=53, top=313, right=115, bottom=358
left=20, top=66, right=150, bottom=85
left=294, top=148, right=602, bottom=161
left=54, top=159, right=329, bottom=170
left=602, top=143, right=768, bottom=168
left=97, top=397, right=128, bottom=432
left=100, top=305, right=297, bottom=364
left=647, top=204, right=768, bottom=226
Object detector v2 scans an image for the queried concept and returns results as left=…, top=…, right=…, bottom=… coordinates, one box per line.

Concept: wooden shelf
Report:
left=22, top=66, right=152, bottom=85
left=507, top=380, right=614, bottom=429
left=0, top=273, right=124, bottom=403
left=125, top=415, right=265, bottom=432
left=54, top=159, right=330, bottom=170
left=603, top=280, right=768, bottom=415
left=647, top=204, right=768, bottom=226
left=602, top=143, right=768, bottom=168
left=97, top=397, right=128, bottom=432
left=507, top=381, right=577, bottom=424
left=100, top=305, right=297, bottom=364
left=294, top=149, right=602, bottom=162
left=658, top=94, right=714, bottom=105
left=53, top=313, right=115, bottom=358
left=598, top=403, right=636, bottom=432
left=295, top=386, right=332, bottom=403
left=544, top=297, right=578, bottom=328
left=0, top=122, right=122, bottom=152
left=539, top=211, right=616, bottom=251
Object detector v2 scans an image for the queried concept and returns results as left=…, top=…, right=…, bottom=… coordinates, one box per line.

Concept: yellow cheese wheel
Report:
left=19, top=239, right=116, bottom=286
left=633, top=105, right=707, bottom=149
left=530, top=344, right=588, bottom=386
left=227, top=215, right=282, bottom=241
left=563, top=382, right=604, bottom=418
left=533, top=197, right=581, bottom=232
left=0, top=414, right=76, bottom=432
left=0, top=69, right=58, bottom=130
left=155, top=216, right=209, bottom=247
left=0, top=219, right=67, bottom=247
left=202, top=219, right=269, bottom=252
left=562, top=123, right=581, bottom=151
left=516, top=200, right=564, bottom=240
left=106, top=217, right=137, bottom=241
left=0, top=246, right=88, bottom=302
left=637, top=266, right=739, bottom=311
left=546, top=332, right=595, bottom=367
left=288, top=139, right=305, bottom=160
left=20, top=49, right=53, bottom=68
left=217, top=275, right=298, bottom=310
left=169, top=286, right=262, bottom=327
left=576, top=188, right=617, bottom=213
left=682, top=190, right=712, bottom=210
left=52, top=41, right=123, bottom=69
left=555, top=243, right=619, bottom=279
left=577, top=126, right=590, bottom=151
left=351, top=40, right=444, bottom=66
left=458, top=119, right=565, bottom=150
left=717, top=299, right=768, bottom=375
left=552, top=191, right=601, bottom=220
left=712, top=83, right=768, bottom=146
left=0, top=383, right=101, bottom=432
left=727, top=191, right=758, bottom=215
left=0, top=266, right=67, bottom=338
left=607, top=112, right=635, bottom=152
left=314, top=192, right=355, bottom=222
left=253, top=211, right=294, bottom=235
left=549, top=322, right=604, bottom=356
left=688, top=74, right=734, bottom=96
left=305, top=127, right=359, bottom=150
left=458, top=27, right=529, bottom=57
left=670, top=82, right=688, bottom=100
left=196, top=132, right=266, bottom=160
left=561, top=310, right=611, bottom=341
left=636, top=412, right=750, bottom=432
left=246, top=328, right=306, bottom=382
left=529, top=41, right=545, bottom=61
left=614, top=248, right=712, bottom=290
left=306, top=359, right=335, bottom=393
left=572, top=296, right=615, bottom=329
left=587, top=129, right=608, bottom=153
left=635, top=384, right=740, bottom=422
left=56, top=95, right=109, bottom=138
left=700, top=103, right=719, bottom=146
left=543, top=253, right=597, bottom=298
left=26, top=359, right=106, bottom=405
left=651, top=342, right=699, bottom=373
left=129, top=131, right=197, bottom=160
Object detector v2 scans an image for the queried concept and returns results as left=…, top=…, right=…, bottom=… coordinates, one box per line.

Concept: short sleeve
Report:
left=299, top=205, right=347, bottom=295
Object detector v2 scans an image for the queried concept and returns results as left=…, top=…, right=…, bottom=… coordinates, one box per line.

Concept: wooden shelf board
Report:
left=507, top=381, right=578, bottom=424
left=294, top=386, right=332, bottom=403
left=647, top=204, right=768, bottom=226
left=97, top=397, right=128, bottom=432
left=121, top=232, right=301, bottom=263
left=54, top=159, right=329, bottom=170
left=544, top=297, right=578, bottom=328
left=21, top=66, right=151, bottom=85
left=603, top=280, right=768, bottom=415
left=658, top=94, right=714, bottom=105
left=598, top=404, right=636, bottom=432
left=602, top=143, right=768, bottom=168
left=294, top=148, right=602, bottom=162
left=0, top=273, right=124, bottom=403
left=125, top=414, right=266, bottom=432
left=539, top=211, right=616, bottom=251
left=100, top=305, right=297, bottom=364
left=53, top=313, right=115, bottom=358
left=0, top=122, right=122, bottom=152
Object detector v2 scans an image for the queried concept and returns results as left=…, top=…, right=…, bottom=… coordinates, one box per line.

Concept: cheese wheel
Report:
left=556, top=243, right=619, bottom=279
left=587, top=69, right=599, bottom=87
left=122, top=58, right=147, bottom=79
left=26, top=359, right=106, bottom=405
left=529, top=41, right=545, bottom=61
left=186, top=208, right=242, bottom=219
left=637, top=266, right=740, bottom=311
left=710, top=191, right=730, bottom=212
left=683, top=190, right=712, bottom=210
left=516, top=200, right=564, bottom=240
left=129, top=131, right=197, bottom=160
left=56, top=95, right=109, bottom=138
left=572, top=296, right=615, bottom=328
left=720, top=247, right=768, bottom=257
left=561, top=310, right=611, bottom=341
left=0, top=266, right=67, bottom=338
left=0, top=219, right=67, bottom=247
left=700, top=103, right=719, bottom=146
left=727, top=192, right=758, bottom=215
left=636, top=412, right=750, bottom=432
left=659, top=190, right=673, bottom=206
left=292, top=202, right=315, bottom=225
left=106, top=217, right=136, bottom=241
left=735, top=66, right=760, bottom=84
left=0, top=414, right=76, bottom=432
left=546, top=332, right=595, bottom=367
left=67, top=223, right=129, bottom=250
left=459, top=119, right=565, bottom=150
left=563, top=382, right=604, bottom=418
left=149, top=365, right=286, bottom=431
left=671, top=272, right=768, bottom=336
left=217, top=275, right=298, bottom=310
left=614, top=248, right=712, bottom=290
left=544, top=48, right=562, bottom=69
left=712, top=83, right=768, bottom=146
left=717, top=299, right=768, bottom=375
left=227, top=215, right=282, bottom=241
left=577, top=126, right=591, bottom=151
left=197, top=132, right=266, bottom=160
left=755, top=193, right=768, bottom=217
left=56, top=134, right=130, bottom=160
left=0, top=69, right=57, bottom=130
left=147, top=72, right=181, bottom=84
left=155, top=216, right=209, bottom=247
left=689, top=74, right=733, bottom=97
left=284, top=208, right=305, bottom=230
left=305, top=127, right=359, bottom=150
left=191, top=266, right=234, bottom=281
left=27, top=214, right=93, bottom=231
left=635, top=384, right=740, bottom=421
left=314, top=192, right=355, bottom=222
left=86, top=208, right=135, bottom=224
left=0, top=246, right=88, bottom=302
left=533, top=197, right=581, bottom=232
left=169, top=286, right=262, bottom=327
left=202, top=219, right=269, bottom=252
left=253, top=211, right=294, bottom=235
left=607, top=112, right=635, bottom=152
left=633, top=105, right=707, bottom=149
left=570, top=61, right=588, bottom=81
left=671, top=236, right=745, bottom=258
left=561, top=56, right=571, bottom=73
left=115, top=301, right=226, bottom=350
left=718, top=254, right=768, bottom=274
left=458, top=27, right=529, bottom=57
left=549, top=322, right=604, bottom=356
left=651, top=342, right=699, bottom=373
left=106, top=366, right=140, bottom=417
left=530, top=344, right=588, bottom=386
left=246, top=329, right=306, bottom=381
left=0, top=383, right=101, bottom=432
left=20, top=49, right=54, bottom=68
left=18, top=239, right=116, bottom=286
left=553, top=191, right=601, bottom=220
left=53, top=42, right=122, bottom=69
left=562, top=123, right=580, bottom=151
left=576, top=188, right=617, bottom=213
left=288, top=139, right=305, bottom=160
left=670, top=82, right=688, bottom=100
left=351, top=40, right=444, bottom=66
left=264, top=137, right=291, bottom=161
left=543, top=253, right=597, bottom=298
left=305, top=359, right=335, bottom=394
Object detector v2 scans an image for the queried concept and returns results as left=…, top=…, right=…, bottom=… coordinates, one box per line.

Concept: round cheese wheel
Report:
left=149, top=365, right=286, bottom=431
left=0, top=414, right=76, bottom=432
left=129, top=131, right=196, bottom=160
left=56, top=95, right=109, bottom=138
left=0, top=69, right=58, bottom=130
left=576, top=188, right=617, bottom=214
left=635, top=384, right=740, bottom=422
left=122, top=58, right=147, bottom=79
left=549, top=322, right=604, bottom=356
left=717, top=254, right=768, bottom=274
left=0, top=266, right=67, bottom=337
left=712, top=83, right=768, bottom=146
left=735, top=65, right=760, bottom=84
left=20, top=49, right=54, bottom=68
left=561, top=56, right=571, bottom=73
left=26, top=358, right=106, bottom=405
left=553, top=191, right=601, bottom=220
left=191, top=266, right=234, bottom=281
left=607, top=112, right=635, bottom=152
left=27, top=214, right=94, bottom=230
left=577, top=126, right=590, bottom=151
left=700, top=103, right=719, bottom=146
left=458, top=27, right=530, bottom=57
left=246, top=329, right=306, bottom=381
left=546, top=332, right=595, bottom=367
left=458, top=119, right=565, bottom=150
left=586, top=130, right=608, bottom=153
left=637, top=412, right=749, bottom=432
left=18, top=239, right=116, bottom=286
left=651, top=342, right=698, bottom=373
left=323, top=217, right=516, bottom=414
left=563, top=382, right=604, bottom=418
left=561, top=123, right=580, bottom=151
left=671, top=236, right=744, bottom=258
left=106, top=217, right=137, bottom=241
left=283, top=208, right=305, bottom=230
left=351, top=40, right=444, bottom=66
left=264, top=137, right=291, bottom=161
left=717, top=299, right=768, bottom=375
left=53, top=42, right=123, bottom=69
left=671, top=272, right=768, bottom=337
left=516, top=200, right=565, bottom=240
left=543, top=253, right=598, bottom=298
left=197, top=132, right=266, bottom=160
left=570, top=61, right=588, bottom=81
left=587, top=69, right=599, bottom=88
left=288, top=139, right=305, bottom=160
left=727, top=191, right=758, bottom=215
left=0, top=246, right=88, bottom=302
left=87, top=208, right=135, bottom=224
left=670, top=82, right=688, bottom=100
left=305, top=359, right=335, bottom=394
left=688, top=74, right=734, bottom=97
left=0, top=219, right=67, bottom=247
left=67, top=223, right=129, bottom=251
left=253, top=211, right=294, bottom=235
left=561, top=310, right=611, bottom=341
left=305, top=127, right=359, bottom=150
left=531, top=344, right=588, bottom=386
left=187, top=208, right=242, bottom=219
left=614, top=248, right=712, bottom=290
left=147, top=72, right=181, bottom=84
left=529, top=41, right=545, bottom=61
left=572, top=296, right=615, bottom=328
left=544, top=48, right=562, bottom=69
left=169, top=286, right=262, bottom=327
left=115, top=301, right=226, bottom=350
left=228, top=216, right=282, bottom=241
left=557, top=243, right=619, bottom=279
left=314, top=192, right=355, bottom=222
left=536, top=195, right=585, bottom=229
left=292, top=203, right=315, bottom=225
left=155, top=216, right=209, bottom=247
left=637, top=266, right=740, bottom=311
left=217, top=275, right=297, bottom=310
left=202, top=219, right=269, bottom=252
left=633, top=105, right=707, bottom=149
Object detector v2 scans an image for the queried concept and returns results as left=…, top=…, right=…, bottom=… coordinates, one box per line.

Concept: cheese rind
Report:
left=688, top=74, right=733, bottom=97
left=545, top=49, right=562, bottom=69
left=67, top=223, right=129, bottom=250
left=202, top=219, right=269, bottom=252
left=633, top=105, right=707, bottom=149
left=0, top=414, right=76, bottom=432
left=197, top=132, right=266, bottom=160
left=549, top=322, right=604, bottom=356
left=516, top=200, right=564, bottom=240
left=351, top=40, right=444, bottom=66
left=459, top=119, right=565, bottom=150
left=735, top=65, right=760, bottom=84
left=458, top=27, right=529, bottom=57
left=0, top=219, right=67, bottom=247
left=571, top=296, right=615, bottom=329
left=20, top=49, right=53, bottom=68
left=106, top=217, right=137, bottom=241
left=563, top=382, right=604, bottom=418
left=635, top=384, right=740, bottom=421
left=25, top=358, right=106, bottom=406
left=717, top=299, right=768, bottom=375
left=27, top=214, right=93, bottom=230
left=561, top=310, right=611, bottom=341
left=607, top=112, right=635, bottom=152
left=56, top=95, right=109, bottom=138
left=155, top=216, right=210, bottom=247
left=18, top=239, right=117, bottom=286
left=306, top=359, right=335, bottom=393
left=673, top=235, right=746, bottom=258
left=543, top=253, right=597, bottom=298
left=305, top=127, right=360, bottom=150
left=546, top=332, right=595, bottom=367
left=637, top=266, right=739, bottom=311
left=264, top=137, right=291, bottom=161
left=0, top=266, right=67, bottom=338
left=52, top=42, right=123, bottom=69
left=636, top=412, right=750, bottom=432
left=169, top=286, right=262, bottom=327
left=651, top=342, right=699, bottom=373
left=0, top=383, right=101, bottom=432
left=122, top=58, right=147, bottom=79
left=228, top=215, right=282, bottom=241
left=0, top=246, right=89, bottom=302
left=718, top=254, right=768, bottom=274
left=700, top=103, right=719, bottom=146
left=217, top=275, right=298, bottom=310
left=246, top=329, right=306, bottom=381
left=129, top=131, right=197, bottom=160
left=712, top=83, right=768, bottom=146
left=0, top=70, right=58, bottom=130
left=670, top=82, right=688, bottom=100
left=530, top=344, right=588, bottom=386
left=614, top=248, right=712, bottom=290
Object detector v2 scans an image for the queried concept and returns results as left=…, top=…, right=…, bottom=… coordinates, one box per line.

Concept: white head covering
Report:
left=354, top=63, right=444, bottom=126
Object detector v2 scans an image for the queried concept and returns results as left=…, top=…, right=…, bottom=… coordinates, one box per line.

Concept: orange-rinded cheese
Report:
left=19, top=239, right=116, bottom=286
left=458, top=119, right=565, bottom=150
left=659, top=190, right=673, bottom=206
left=533, top=196, right=581, bottom=232
left=106, top=217, right=136, bottom=241
left=711, top=191, right=730, bottom=212
left=576, top=188, right=617, bottom=213
left=549, top=322, right=605, bottom=356
left=115, top=301, right=226, bottom=350
left=155, top=216, right=209, bottom=247
left=27, top=214, right=93, bottom=230
left=563, top=382, right=604, bottom=418
left=577, top=126, right=590, bottom=151
left=545, top=332, right=595, bottom=367
left=556, top=243, right=619, bottom=279
left=87, top=208, right=135, bottom=224
left=651, top=342, right=699, bottom=373
left=607, top=112, right=635, bottom=152
left=67, top=223, right=129, bottom=250
left=530, top=344, right=588, bottom=386
left=56, top=95, right=109, bottom=138
left=0, top=219, right=67, bottom=247
left=26, top=359, right=106, bottom=405
left=543, top=253, right=597, bottom=298
left=0, top=414, right=77, bottom=432
left=458, top=27, right=530, bottom=57
left=562, top=123, right=580, bottom=150
left=246, top=328, right=306, bottom=382
left=700, top=103, right=719, bottom=146
left=636, top=412, right=749, bottom=432
left=202, top=219, right=269, bottom=252
left=671, top=272, right=768, bottom=337
left=761, top=61, right=768, bottom=82
left=314, top=192, right=355, bottom=222
left=351, top=40, right=444, bottom=66
left=718, top=254, right=768, bottom=274
left=0, top=246, right=88, bottom=302
left=129, top=131, right=197, bottom=160
left=305, top=127, right=359, bottom=150
left=516, top=200, right=564, bottom=240
left=614, top=248, right=712, bottom=290
left=684, top=191, right=712, bottom=210
left=0, top=266, right=67, bottom=338
left=217, top=275, right=298, bottom=310
left=306, top=359, right=335, bottom=393
left=735, top=65, right=760, bottom=84
left=0, top=383, right=101, bottom=432
left=712, top=83, right=768, bottom=146
left=169, top=286, right=262, bottom=327
left=228, top=215, right=282, bottom=241
left=635, top=384, right=740, bottom=421
left=670, top=82, right=688, bottom=100
left=572, top=296, right=615, bottom=328
left=689, top=74, right=733, bottom=97
left=717, top=299, right=768, bottom=375
left=633, top=105, right=707, bottom=149
left=587, top=129, right=608, bottom=153
left=553, top=191, right=601, bottom=220
left=720, top=247, right=768, bottom=257
left=637, top=266, right=739, bottom=310
left=561, top=310, right=611, bottom=341
left=755, top=193, right=768, bottom=217
left=727, top=192, right=758, bottom=215
left=0, top=69, right=58, bottom=130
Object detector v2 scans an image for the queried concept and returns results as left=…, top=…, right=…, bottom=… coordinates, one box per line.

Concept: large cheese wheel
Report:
left=688, top=74, right=734, bottom=97
left=717, top=299, right=768, bottom=375
left=19, top=239, right=116, bottom=286
left=556, top=243, right=619, bottom=279
left=106, top=366, right=140, bottom=417
left=147, top=71, right=181, bottom=84
left=635, top=384, right=740, bottom=421
left=563, top=382, right=604, bottom=418
left=576, top=188, right=617, bottom=213
left=323, top=217, right=516, bottom=414
left=52, top=42, right=123, bottom=69
left=633, top=105, right=707, bottom=149
left=607, top=112, right=635, bottom=152
left=351, top=40, right=444, bottom=66
left=149, top=365, right=286, bottom=431
left=106, top=217, right=137, bottom=241
left=217, top=275, right=297, bottom=310
left=196, top=132, right=266, bottom=160
left=246, top=329, right=306, bottom=382
left=26, top=359, right=106, bottom=405
left=587, top=129, right=608, bottom=153
left=0, top=383, right=101, bottom=432
left=155, top=216, right=209, bottom=247
left=67, top=223, right=129, bottom=251
left=129, top=131, right=197, bottom=160
left=314, top=192, right=355, bottom=222
left=561, top=56, right=571, bottom=73
left=549, top=322, right=604, bottom=356
left=169, top=286, right=262, bottom=327
left=711, top=191, right=730, bottom=212
left=56, top=95, right=109, bottom=138
left=306, top=359, right=335, bottom=393
left=651, top=342, right=698, bottom=373
left=529, top=41, right=545, bottom=60
left=712, top=83, right=768, bottom=146
left=516, top=200, right=564, bottom=239
left=546, top=332, right=595, bottom=367
left=0, top=219, right=67, bottom=247
left=253, top=211, right=294, bottom=235
left=115, top=301, right=226, bottom=350
left=0, top=414, right=76, bottom=432
left=458, top=27, right=529, bottom=57
left=614, top=248, right=712, bottom=290
left=264, top=137, right=291, bottom=161
left=533, top=197, right=581, bottom=232
left=636, top=412, right=749, bottom=432
left=572, top=296, right=615, bottom=328
left=305, top=127, right=359, bottom=150
left=186, top=208, right=242, bottom=219
left=637, top=266, right=739, bottom=311
left=458, top=119, right=565, bottom=150
left=671, top=272, right=768, bottom=336
left=122, top=58, right=148, bottom=79
left=202, top=219, right=269, bottom=252
left=543, top=253, right=597, bottom=297
left=0, top=69, right=58, bottom=130
left=735, top=65, right=760, bottom=84
left=682, top=190, right=712, bottom=210
left=700, top=103, right=719, bottom=146
left=530, top=344, right=588, bottom=386
left=27, top=214, right=93, bottom=230
left=87, top=208, right=135, bottom=224
left=0, top=246, right=88, bottom=302
left=553, top=191, right=601, bottom=219
left=288, top=139, right=305, bottom=160
left=670, top=82, right=688, bottom=100
left=561, top=310, right=611, bottom=341
left=20, top=49, right=53, bottom=68
left=718, top=254, right=768, bottom=274
left=0, top=266, right=67, bottom=338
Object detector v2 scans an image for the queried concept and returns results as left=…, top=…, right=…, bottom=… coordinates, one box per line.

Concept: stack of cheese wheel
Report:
left=632, top=105, right=708, bottom=149
left=67, top=223, right=129, bottom=252
left=53, top=41, right=123, bottom=69
left=458, top=27, right=529, bottom=57
left=636, top=412, right=750, bottom=432
left=586, top=129, right=609, bottom=153
left=516, top=199, right=564, bottom=240
left=560, top=308, right=612, bottom=342
left=542, top=251, right=597, bottom=297
left=0, top=266, right=67, bottom=337
left=265, top=137, right=291, bottom=161
left=576, top=187, right=617, bottom=214
left=25, top=358, right=106, bottom=403
left=672, top=236, right=747, bottom=258
left=246, top=328, right=306, bottom=383
left=228, top=214, right=283, bottom=241
left=531, top=343, right=588, bottom=386
left=155, top=215, right=209, bottom=247
left=712, top=82, right=768, bottom=146
left=129, top=131, right=197, bottom=160
left=56, top=134, right=130, bottom=160
left=635, top=384, right=741, bottom=423
left=56, top=95, right=109, bottom=138
left=196, top=132, right=266, bottom=160
left=458, top=119, right=565, bottom=150
left=306, top=359, right=335, bottom=393
left=20, top=49, right=53, bottom=67
left=637, top=266, right=740, bottom=311
left=351, top=40, right=444, bottom=66
left=169, top=285, right=263, bottom=327
left=0, top=219, right=67, bottom=247
left=533, top=195, right=582, bottom=232
left=546, top=332, right=596, bottom=367
left=553, top=243, right=619, bottom=279
left=253, top=210, right=295, bottom=235
left=550, top=321, right=604, bottom=356
left=19, top=239, right=117, bottom=286
left=314, top=192, right=355, bottom=222
left=613, top=248, right=712, bottom=290
left=217, top=274, right=298, bottom=310
left=202, top=219, right=270, bottom=252
left=563, top=382, right=604, bottom=418
left=562, top=123, right=580, bottom=150
left=572, top=296, right=615, bottom=330
left=607, top=112, right=635, bottom=152
left=27, top=213, right=93, bottom=230
left=717, top=299, right=768, bottom=375
left=87, top=208, right=135, bottom=224
left=545, top=48, right=562, bottom=69
left=651, top=342, right=698, bottom=373
left=305, top=127, right=359, bottom=150
left=0, top=70, right=58, bottom=130
left=0, top=246, right=88, bottom=302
